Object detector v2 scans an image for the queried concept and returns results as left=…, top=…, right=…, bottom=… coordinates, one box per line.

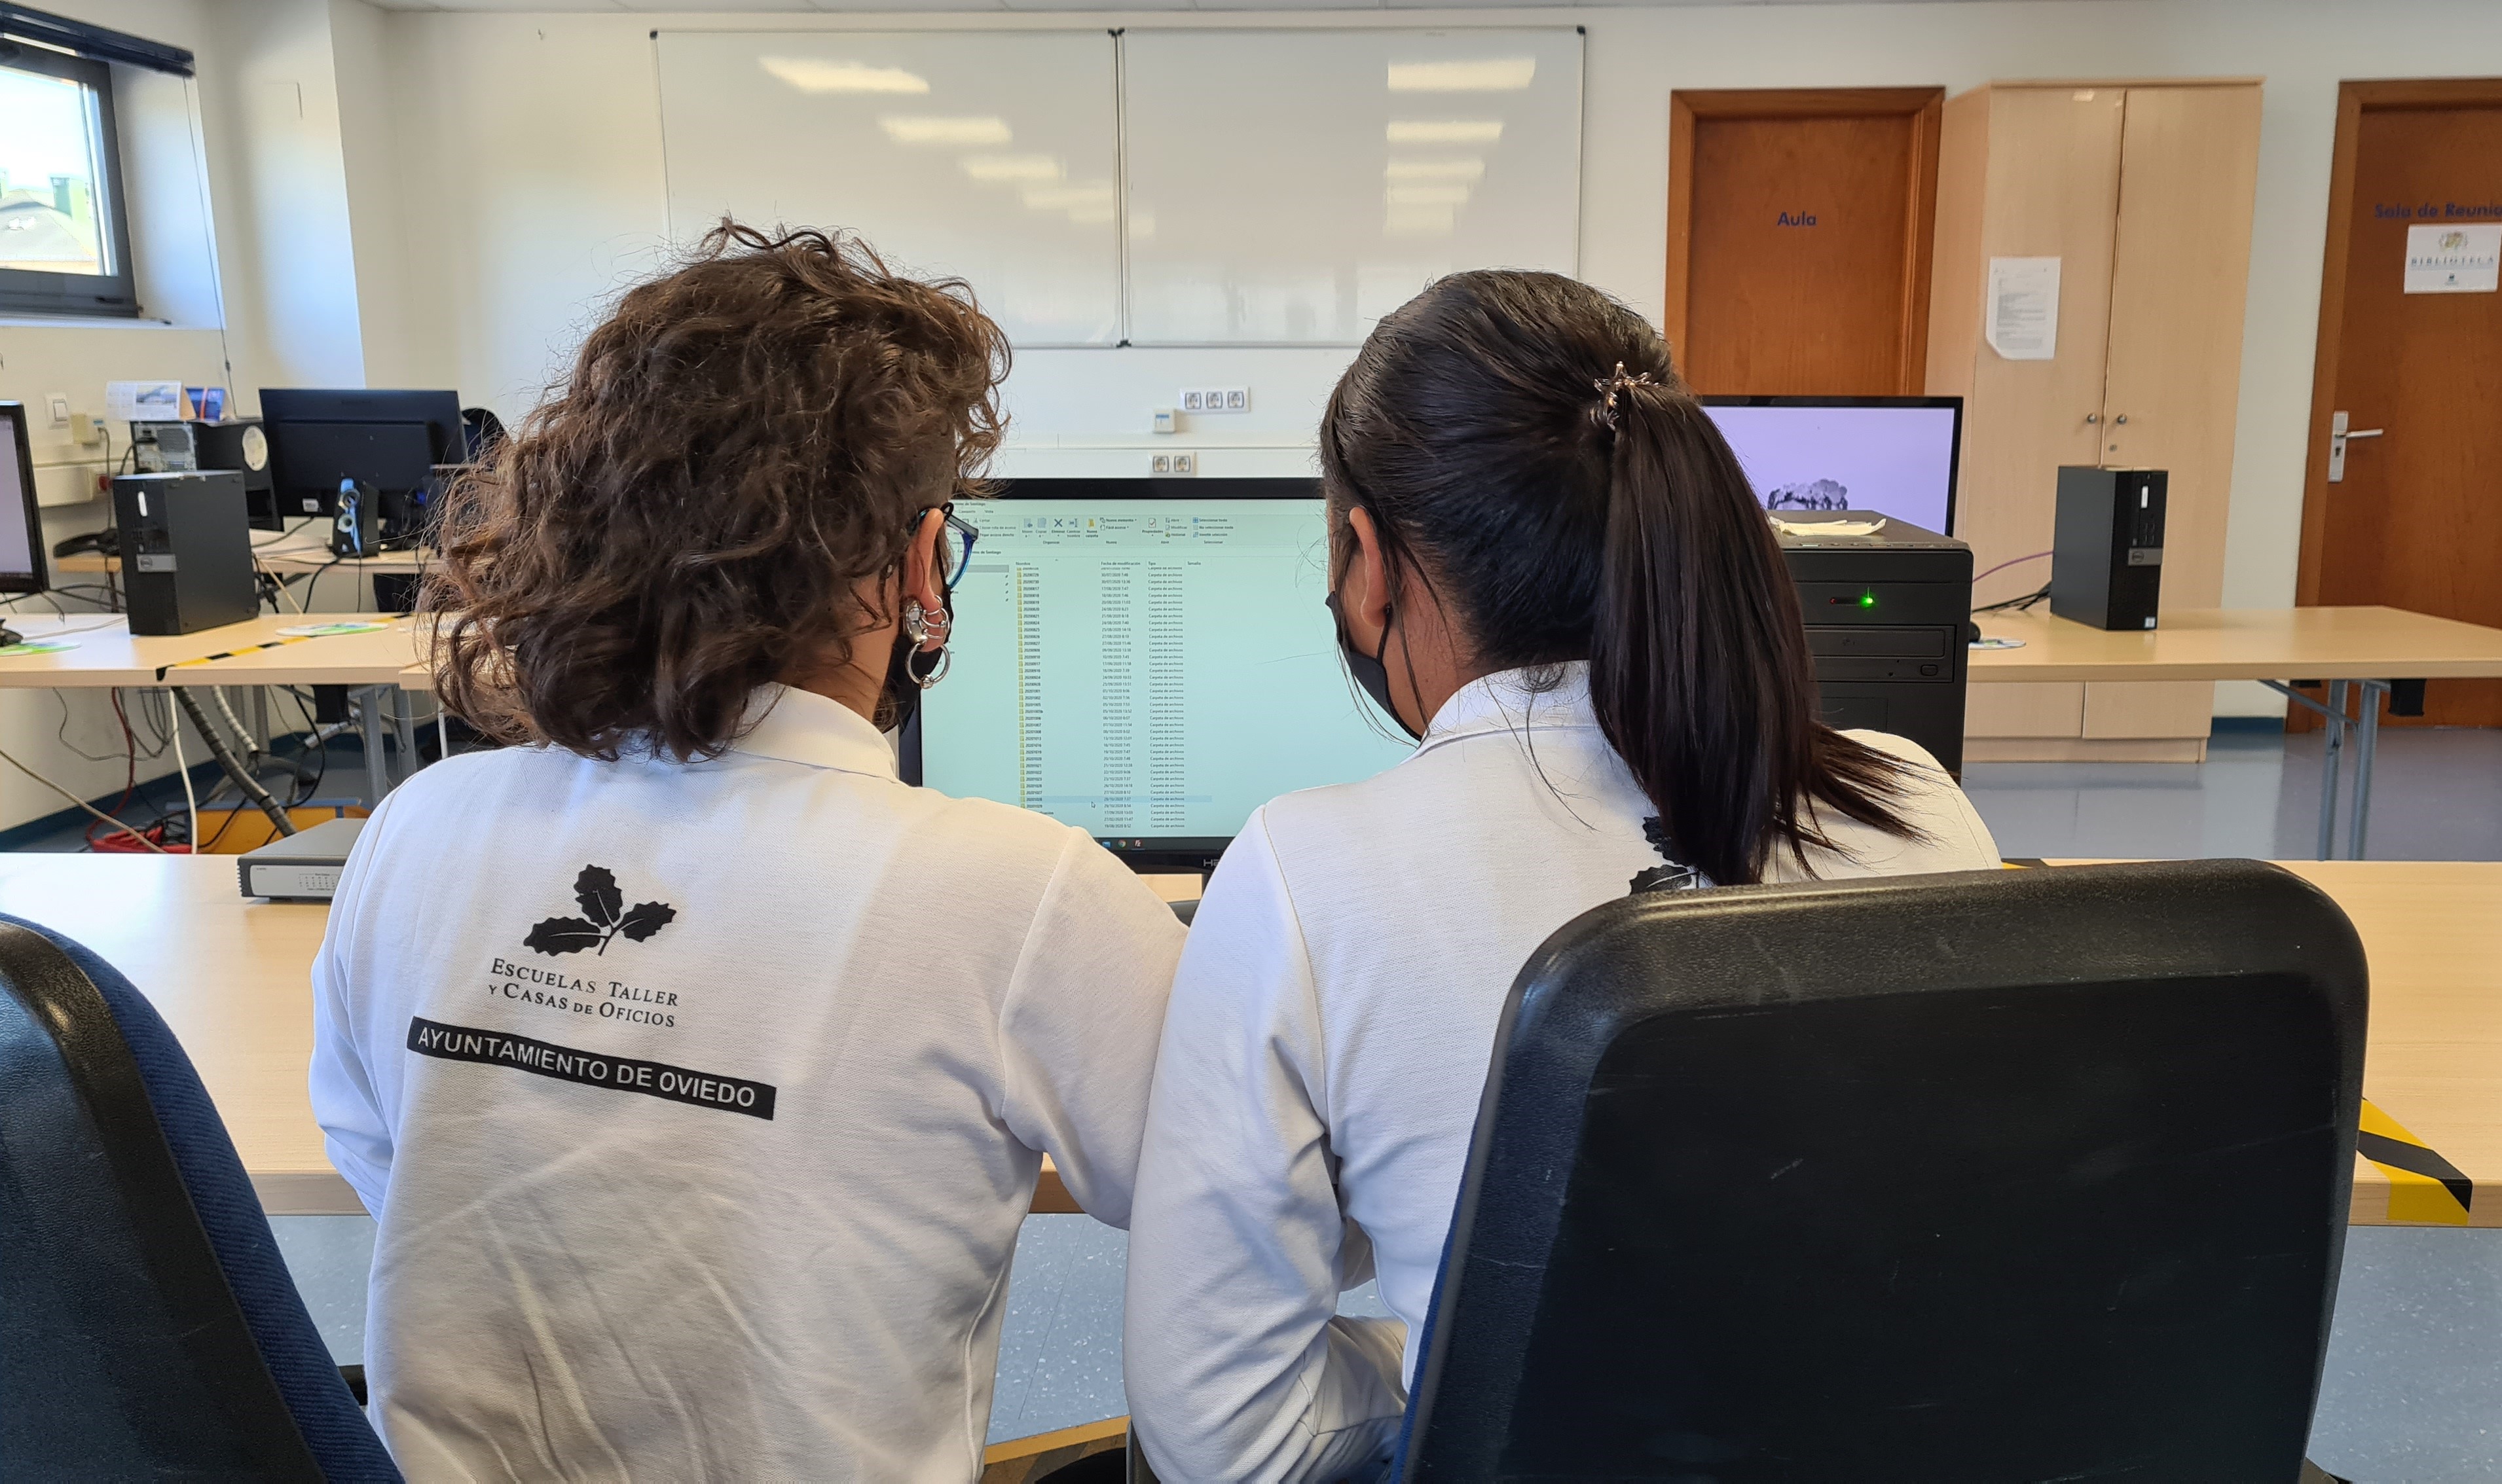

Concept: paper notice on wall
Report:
left=2404, top=224, right=2501, bottom=293
left=1985, top=257, right=2061, bottom=361
left=105, top=380, right=187, bottom=422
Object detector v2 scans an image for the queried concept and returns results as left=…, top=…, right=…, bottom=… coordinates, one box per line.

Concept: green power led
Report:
left=1859, top=592, right=1876, bottom=608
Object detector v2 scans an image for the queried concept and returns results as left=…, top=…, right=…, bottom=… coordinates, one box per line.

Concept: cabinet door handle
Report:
left=2113, top=414, right=2129, bottom=425
left=2084, top=413, right=2099, bottom=425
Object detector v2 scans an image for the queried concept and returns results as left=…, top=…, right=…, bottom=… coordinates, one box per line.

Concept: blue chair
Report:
left=1394, top=859, right=2368, bottom=1483
left=0, top=914, right=400, bottom=1481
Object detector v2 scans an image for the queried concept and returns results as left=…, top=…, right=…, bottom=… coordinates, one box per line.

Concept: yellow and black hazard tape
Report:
left=2357, top=1099, right=2473, bottom=1225
left=157, top=634, right=322, bottom=677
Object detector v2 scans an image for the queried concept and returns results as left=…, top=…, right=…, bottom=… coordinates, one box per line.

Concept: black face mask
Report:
left=1326, top=590, right=1420, bottom=742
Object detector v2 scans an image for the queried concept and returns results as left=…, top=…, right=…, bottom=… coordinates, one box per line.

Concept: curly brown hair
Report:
left=423, top=221, right=1009, bottom=761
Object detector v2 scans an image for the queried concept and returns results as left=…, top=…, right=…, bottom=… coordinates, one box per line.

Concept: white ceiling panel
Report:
left=620, top=0, right=817, bottom=11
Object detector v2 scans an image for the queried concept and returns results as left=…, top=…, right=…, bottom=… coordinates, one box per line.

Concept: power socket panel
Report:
left=1149, top=453, right=1198, bottom=476
left=1177, top=387, right=1249, bottom=414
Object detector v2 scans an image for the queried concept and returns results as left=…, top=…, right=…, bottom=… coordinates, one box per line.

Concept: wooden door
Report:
left=2298, top=81, right=2502, bottom=727
left=2089, top=83, right=2262, bottom=738
left=1665, top=88, right=1942, bottom=394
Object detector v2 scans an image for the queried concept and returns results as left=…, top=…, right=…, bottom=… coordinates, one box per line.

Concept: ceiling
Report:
left=363, top=0, right=2019, bottom=15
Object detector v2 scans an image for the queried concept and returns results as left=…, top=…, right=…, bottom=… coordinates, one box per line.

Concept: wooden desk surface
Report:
left=1970, top=606, right=2502, bottom=683
left=0, top=613, right=424, bottom=689
left=1, top=856, right=2490, bottom=1227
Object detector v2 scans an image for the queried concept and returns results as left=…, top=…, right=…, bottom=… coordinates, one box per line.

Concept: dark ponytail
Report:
left=1319, top=270, right=1921, bottom=884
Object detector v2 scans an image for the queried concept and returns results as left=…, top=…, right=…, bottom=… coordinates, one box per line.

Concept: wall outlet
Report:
left=1150, top=454, right=1171, bottom=474
left=45, top=393, right=71, bottom=427
left=1173, top=452, right=1196, bottom=475
left=1178, top=386, right=1249, bottom=414
left=68, top=412, right=104, bottom=446
left=1150, top=452, right=1197, bottom=476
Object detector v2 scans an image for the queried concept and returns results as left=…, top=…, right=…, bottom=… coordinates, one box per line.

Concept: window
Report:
left=0, top=43, right=137, bottom=317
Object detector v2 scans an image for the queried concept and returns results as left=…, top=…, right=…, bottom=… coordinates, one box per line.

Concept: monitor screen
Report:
left=913, top=488, right=1415, bottom=855
left=1, top=403, right=45, bottom=594
left=1701, top=397, right=1962, bottom=535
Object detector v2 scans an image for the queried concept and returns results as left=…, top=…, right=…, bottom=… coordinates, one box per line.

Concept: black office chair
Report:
left=1394, top=859, right=2368, bottom=1483
left=0, top=914, right=401, bottom=1481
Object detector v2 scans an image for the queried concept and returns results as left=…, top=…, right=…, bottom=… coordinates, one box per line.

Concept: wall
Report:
left=0, top=0, right=382, bottom=832
left=358, top=0, right=2502, bottom=717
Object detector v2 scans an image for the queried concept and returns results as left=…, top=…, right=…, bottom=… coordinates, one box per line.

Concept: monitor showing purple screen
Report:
left=1702, top=401, right=1960, bottom=535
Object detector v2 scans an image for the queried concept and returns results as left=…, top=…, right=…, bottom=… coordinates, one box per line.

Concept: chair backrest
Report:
left=1397, top=860, right=2367, bottom=1483
left=0, top=915, right=400, bottom=1481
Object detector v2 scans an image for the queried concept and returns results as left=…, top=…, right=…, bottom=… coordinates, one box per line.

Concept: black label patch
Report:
left=406, top=1017, right=775, bottom=1120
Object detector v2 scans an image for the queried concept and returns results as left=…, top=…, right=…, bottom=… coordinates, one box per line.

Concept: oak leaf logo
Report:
left=524, top=865, right=676, bottom=956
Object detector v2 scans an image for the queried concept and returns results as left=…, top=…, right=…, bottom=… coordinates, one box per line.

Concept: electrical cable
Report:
left=175, top=691, right=296, bottom=841
left=170, top=708, right=201, bottom=853
left=1974, top=582, right=2053, bottom=616
left=0, top=742, right=171, bottom=853
left=1971, top=550, right=2053, bottom=587
left=174, top=688, right=297, bottom=839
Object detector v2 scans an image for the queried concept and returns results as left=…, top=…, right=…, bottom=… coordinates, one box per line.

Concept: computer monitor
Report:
left=1701, top=397, right=1963, bottom=536
left=1, top=402, right=47, bottom=596
left=905, top=479, right=1416, bottom=867
left=259, top=388, right=465, bottom=518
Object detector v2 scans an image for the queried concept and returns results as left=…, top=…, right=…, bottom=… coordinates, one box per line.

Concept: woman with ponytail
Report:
left=1124, top=271, right=1998, bottom=1482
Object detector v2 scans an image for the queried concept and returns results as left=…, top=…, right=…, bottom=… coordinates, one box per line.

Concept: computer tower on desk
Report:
left=132, top=419, right=280, bottom=532
left=112, top=471, right=259, bottom=636
left=2051, top=467, right=2167, bottom=632
left=1776, top=513, right=1972, bottom=776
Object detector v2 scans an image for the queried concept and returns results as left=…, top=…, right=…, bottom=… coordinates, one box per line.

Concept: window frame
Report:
left=0, top=43, right=139, bottom=318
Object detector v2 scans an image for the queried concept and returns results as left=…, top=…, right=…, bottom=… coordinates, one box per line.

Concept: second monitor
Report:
left=1702, top=396, right=1962, bottom=536
left=907, top=479, right=1414, bottom=867
left=259, top=388, right=466, bottom=520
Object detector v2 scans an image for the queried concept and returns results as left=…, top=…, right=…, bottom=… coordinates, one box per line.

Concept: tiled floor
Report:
left=1962, top=723, right=2502, bottom=862
left=152, top=725, right=2502, bottom=1469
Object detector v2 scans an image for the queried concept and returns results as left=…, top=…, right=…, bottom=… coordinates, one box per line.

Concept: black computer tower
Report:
left=2051, top=467, right=2167, bottom=632
left=1776, top=513, right=1973, bottom=776
left=132, top=418, right=280, bottom=531
left=112, top=471, right=259, bottom=635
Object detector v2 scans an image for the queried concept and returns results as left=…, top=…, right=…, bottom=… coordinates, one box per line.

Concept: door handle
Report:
left=2328, top=410, right=2385, bottom=483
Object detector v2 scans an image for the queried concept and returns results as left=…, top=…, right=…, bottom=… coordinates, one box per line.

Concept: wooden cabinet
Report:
left=1928, top=81, right=2261, bottom=762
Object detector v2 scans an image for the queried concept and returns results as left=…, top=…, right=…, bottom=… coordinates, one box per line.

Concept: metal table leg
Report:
left=392, top=688, right=418, bottom=779
left=355, top=685, right=390, bottom=807
left=2319, top=681, right=2347, bottom=859
left=2263, top=679, right=2356, bottom=861
left=2348, top=679, right=2389, bottom=860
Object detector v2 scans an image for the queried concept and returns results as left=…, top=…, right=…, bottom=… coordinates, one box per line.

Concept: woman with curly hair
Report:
left=310, top=224, right=1184, bottom=1481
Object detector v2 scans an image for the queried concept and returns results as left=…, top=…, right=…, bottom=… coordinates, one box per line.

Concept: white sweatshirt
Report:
left=1122, top=664, right=2002, bottom=1483
left=310, top=685, right=1185, bottom=1482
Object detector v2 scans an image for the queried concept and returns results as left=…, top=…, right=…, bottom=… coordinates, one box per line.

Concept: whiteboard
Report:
left=655, top=31, right=1121, bottom=347
left=1122, top=29, right=1583, bottom=346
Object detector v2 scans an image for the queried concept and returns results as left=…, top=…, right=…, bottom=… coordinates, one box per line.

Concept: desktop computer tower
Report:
left=112, top=471, right=259, bottom=635
left=132, top=419, right=280, bottom=532
left=1776, top=513, right=1973, bottom=776
left=2051, top=467, right=2167, bottom=631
